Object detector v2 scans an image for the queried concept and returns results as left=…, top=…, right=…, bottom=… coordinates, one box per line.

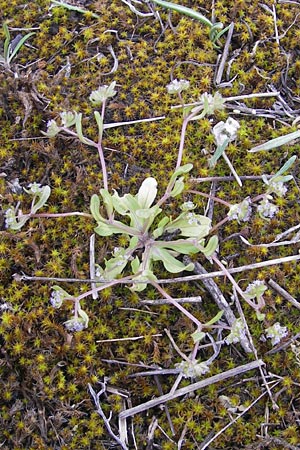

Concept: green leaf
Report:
left=111, top=191, right=131, bottom=215
left=131, top=256, right=140, bottom=274
left=78, top=306, right=89, bottom=328
left=270, top=155, right=296, bottom=181
left=152, top=247, right=194, bottom=273
left=90, top=194, right=106, bottom=223
left=166, top=213, right=211, bottom=239
left=204, top=310, right=223, bottom=326
left=191, top=330, right=206, bottom=343
left=94, top=111, right=103, bottom=139
left=31, top=186, right=51, bottom=214
left=94, top=221, right=127, bottom=236
left=75, top=112, right=91, bottom=145
left=152, top=216, right=170, bottom=238
left=8, top=31, right=35, bottom=64
left=151, top=0, right=213, bottom=28
left=168, top=164, right=193, bottom=187
left=102, top=256, right=128, bottom=280
left=3, top=22, right=11, bottom=60
left=51, top=0, right=100, bottom=18
left=99, top=189, right=114, bottom=217
left=209, top=140, right=229, bottom=168
left=136, top=177, right=157, bottom=208
left=158, top=239, right=200, bottom=254
left=249, top=130, right=300, bottom=152
left=170, top=177, right=185, bottom=197
left=201, top=235, right=219, bottom=257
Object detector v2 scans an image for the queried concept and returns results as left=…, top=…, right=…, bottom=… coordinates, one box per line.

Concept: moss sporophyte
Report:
left=4, top=79, right=296, bottom=380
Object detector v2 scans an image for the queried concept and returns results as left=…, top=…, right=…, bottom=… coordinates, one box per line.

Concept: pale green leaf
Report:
left=249, top=130, right=300, bottom=152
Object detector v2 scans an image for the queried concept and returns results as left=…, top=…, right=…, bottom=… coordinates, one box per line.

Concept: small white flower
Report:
left=27, top=182, right=42, bottom=194
left=44, top=119, right=61, bottom=137
left=267, top=180, right=287, bottom=197
left=266, top=323, right=288, bottom=346
left=212, top=117, right=240, bottom=147
left=176, top=359, right=210, bottom=378
left=89, top=81, right=117, bottom=106
left=199, top=91, right=225, bottom=115
left=225, top=318, right=246, bottom=345
left=257, top=198, right=278, bottom=219
left=244, top=280, right=267, bottom=299
left=4, top=208, right=16, bottom=229
left=228, top=197, right=252, bottom=223
left=60, top=111, right=77, bottom=127
left=181, top=201, right=195, bottom=211
left=166, top=79, right=190, bottom=95
left=64, top=317, right=86, bottom=332
left=50, top=290, right=63, bottom=308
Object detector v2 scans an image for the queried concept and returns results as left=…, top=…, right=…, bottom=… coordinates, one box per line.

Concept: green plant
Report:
left=0, top=22, right=35, bottom=69
left=150, top=0, right=231, bottom=48
left=3, top=80, right=296, bottom=380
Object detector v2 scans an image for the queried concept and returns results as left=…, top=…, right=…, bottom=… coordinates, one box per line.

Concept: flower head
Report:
left=44, top=119, right=61, bottom=137
left=89, top=81, right=117, bottom=106
left=175, top=359, right=210, bottom=378
left=27, top=182, right=43, bottom=195
left=199, top=91, right=225, bottom=115
left=257, top=198, right=278, bottom=219
left=181, top=201, right=196, bottom=211
left=60, top=111, right=78, bottom=127
left=166, top=79, right=190, bottom=95
left=266, top=322, right=288, bottom=346
left=64, top=317, right=86, bottom=332
left=244, top=280, right=267, bottom=299
left=212, top=117, right=240, bottom=147
left=266, top=179, right=288, bottom=197
left=50, top=290, right=63, bottom=308
left=225, top=318, right=246, bottom=345
left=4, top=208, right=16, bottom=229
left=228, top=197, right=252, bottom=223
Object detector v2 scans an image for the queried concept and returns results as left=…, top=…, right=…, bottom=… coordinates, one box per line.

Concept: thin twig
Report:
left=140, top=296, right=202, bottom=305
left=268, top=279, right=300, bottom=311
left=15, top=253, right=300, bottom=284
left=88, top=383, right=128, bottom=450
left=119, top=360, right=265, bottom=419
left=214, top=22, right=235, bottom=85
left=186, top=258, right=252, bottom=353
left=89, top=234, right=98, bottom=300
left=199, top=381, right=281, bottom=450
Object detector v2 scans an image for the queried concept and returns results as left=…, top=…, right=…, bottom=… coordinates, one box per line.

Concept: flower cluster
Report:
left=225, top=318, right=247, bottom=345
left=266, top=322, right=288, bottom=346
left=257, top=197, right=278, bottom=219
left=199, top=91, right=225, bottom=116
left=175, top=359, right=210, bottom=378
left=212, top=117, right=240, bottom=147
left=64, top=317, right=86, bottom=332
left=228, top=197, right=252, bottom=223
left=89, top=81, right=117, bottom=105
left=166, top=79, right=190, bottom=95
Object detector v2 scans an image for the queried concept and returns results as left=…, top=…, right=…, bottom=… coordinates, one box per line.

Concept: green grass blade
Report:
left=3, top=22, right=11, bottom=60
left=51, top=0, right=100, bottom=18
left=151, top=0, right=213, bottom=28
left=8, top=31, right=35, bottom=64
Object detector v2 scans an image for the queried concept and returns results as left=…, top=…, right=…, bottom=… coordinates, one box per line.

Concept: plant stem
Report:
left=151, top=280, right=203, bottom=329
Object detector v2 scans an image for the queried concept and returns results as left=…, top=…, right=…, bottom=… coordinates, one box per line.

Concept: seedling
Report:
left=0, top=22, right=35, bottom=69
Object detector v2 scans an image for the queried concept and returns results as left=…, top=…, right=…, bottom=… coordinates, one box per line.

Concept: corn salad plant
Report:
left=4, top=80, right=296, bottom=377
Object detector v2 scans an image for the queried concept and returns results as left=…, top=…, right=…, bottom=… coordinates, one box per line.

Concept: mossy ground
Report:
left=1, top=1, right=300, bottom=448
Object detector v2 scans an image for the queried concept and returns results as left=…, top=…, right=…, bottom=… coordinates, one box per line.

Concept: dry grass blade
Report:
left=119, top=359, right=264, bottom=419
